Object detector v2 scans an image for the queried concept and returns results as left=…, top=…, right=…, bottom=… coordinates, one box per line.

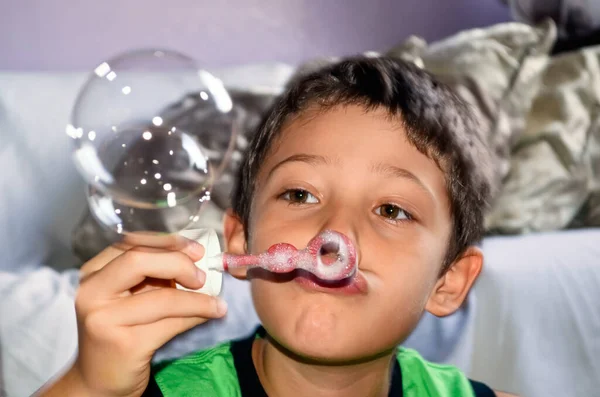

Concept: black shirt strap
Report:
left=388, top=355, right=404, bottom=397
left=469, top=379, right=497, bottom=397
left=230, top=326, right=269, bottom=397
left=141, top=372, right=164, bottom=397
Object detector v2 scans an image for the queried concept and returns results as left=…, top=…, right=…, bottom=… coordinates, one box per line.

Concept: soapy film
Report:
left=206, top=230, right=357, bottom=281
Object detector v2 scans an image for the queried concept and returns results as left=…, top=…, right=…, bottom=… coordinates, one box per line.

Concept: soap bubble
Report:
left=68, top=49, right=236, bottom=234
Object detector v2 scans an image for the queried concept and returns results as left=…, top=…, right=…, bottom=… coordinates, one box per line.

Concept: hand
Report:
left=40, top=236, right=228, bottom=397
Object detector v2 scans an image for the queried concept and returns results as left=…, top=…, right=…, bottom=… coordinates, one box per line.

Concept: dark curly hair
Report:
left=231, top=56, right=494, bottom=272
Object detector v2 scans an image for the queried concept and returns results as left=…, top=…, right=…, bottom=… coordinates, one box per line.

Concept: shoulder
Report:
left=396, top=347, right=469, bottom=382
left=396, top=348, right=497, bottom=397
left=152, top=341, right=241, bottom=396
left=154, top=340, right=234, bottom=370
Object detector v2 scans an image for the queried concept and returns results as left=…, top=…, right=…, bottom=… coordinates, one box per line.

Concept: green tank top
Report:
left=151, top=328, right=480, bottom=397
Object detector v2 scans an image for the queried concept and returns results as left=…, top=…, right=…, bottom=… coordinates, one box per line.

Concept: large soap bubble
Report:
left=68, top=49, right=236, bottom=235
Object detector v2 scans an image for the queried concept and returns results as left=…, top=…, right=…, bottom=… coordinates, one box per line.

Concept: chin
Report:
left=259, top=299, right=372, bottom=363
left=273, top=328, right=394, bottom=365
left=274, top=331, right=359, bottom=364
left=251, top=279, right=399, bottom=363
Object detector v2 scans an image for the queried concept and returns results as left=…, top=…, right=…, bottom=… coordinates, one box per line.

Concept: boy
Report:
left=41, top=56, right=515, bottom=396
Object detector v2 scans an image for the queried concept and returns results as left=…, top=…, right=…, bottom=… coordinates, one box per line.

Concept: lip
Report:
left=293, top=271, right=369, bottom=295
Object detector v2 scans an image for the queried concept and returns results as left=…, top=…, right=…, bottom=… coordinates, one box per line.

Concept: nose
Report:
left=315, top=207, right=361, bottom=267
left=307, top=230, right=358, bottom=279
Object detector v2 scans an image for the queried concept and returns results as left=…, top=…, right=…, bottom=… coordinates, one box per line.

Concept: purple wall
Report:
left=0, top=0, right=511, bottom=71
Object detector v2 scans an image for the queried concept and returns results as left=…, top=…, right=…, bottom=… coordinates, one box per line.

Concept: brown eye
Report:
left=291, top=190, right=307, bottom=203
left=376, top=204, right=410, bottom=221
left=281, top=189, right=318, bottom=204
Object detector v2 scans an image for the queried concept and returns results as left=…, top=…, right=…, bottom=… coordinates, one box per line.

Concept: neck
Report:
left=253, top=336, right=395, bottom=397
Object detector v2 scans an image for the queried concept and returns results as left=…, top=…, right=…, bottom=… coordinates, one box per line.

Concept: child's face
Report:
left=227, top=105, right=478, bottom=363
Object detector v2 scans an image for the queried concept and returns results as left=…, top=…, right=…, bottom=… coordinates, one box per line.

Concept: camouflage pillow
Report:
left=388, top=20, right=557, bottom=197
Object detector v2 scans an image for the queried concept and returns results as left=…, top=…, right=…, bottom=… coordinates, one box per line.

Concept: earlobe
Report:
left=223, top=209, right=249, bottom=279
left=425, top=246, right=483, bottom=317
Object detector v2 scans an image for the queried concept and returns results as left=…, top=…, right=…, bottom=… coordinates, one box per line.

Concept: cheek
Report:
left=248, top=206, right=318, bottom=253
left=371, top=229, right=445, bottom=307
left=250, top=280, right=273, bottom=317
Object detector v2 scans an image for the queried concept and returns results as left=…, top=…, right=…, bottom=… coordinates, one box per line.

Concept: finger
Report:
left=85, top=236, right=205, bottom=271
left=79, top=245, right=130, bottom=281
left=108, top=288, right=227, bottom=325
left=139, top=317, right=211, bottom=353
left=129, top=277, right=175, bottom=295
left=85, top=249, right=206, bottom=297
left=81, top=238, right=173, bottom=276
left=81, top=236, right=207, bottom=280
left=121, top=234, right=194, bottom=250
left=227, top=267, right=248, bottom=280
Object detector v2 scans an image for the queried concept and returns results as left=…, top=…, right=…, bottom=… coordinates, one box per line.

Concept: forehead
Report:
left=272, top=106, right=385, bottom=159
left=254, top=105, right=450, bottom=212
left=266, top=106, right=443, bottom=175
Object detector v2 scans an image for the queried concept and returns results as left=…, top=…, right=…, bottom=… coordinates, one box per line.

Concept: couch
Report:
left=1, top=50, right=599, bottom=397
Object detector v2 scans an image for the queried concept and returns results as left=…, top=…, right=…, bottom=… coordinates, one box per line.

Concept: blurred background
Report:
left=0, top=0, right=510, bottom=70
left=1, top=1, right=599, bottom=397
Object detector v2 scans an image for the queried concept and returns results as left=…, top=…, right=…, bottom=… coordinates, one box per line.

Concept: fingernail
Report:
left=216, top=298, right=228, bottom=315
left=196, top=268, right=206, bottom=285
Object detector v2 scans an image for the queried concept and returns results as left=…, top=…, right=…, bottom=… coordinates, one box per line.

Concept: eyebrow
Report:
left=266, top=155, right=434, bottom=199
left=267, top=153, right=333, bottom=180
left=370, top=162, right=434, bottom=199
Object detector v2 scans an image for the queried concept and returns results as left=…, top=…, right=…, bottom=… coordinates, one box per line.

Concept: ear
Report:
left=223, top=209, right=248, bottom=279
left=425, top=246, right=483, bottom=317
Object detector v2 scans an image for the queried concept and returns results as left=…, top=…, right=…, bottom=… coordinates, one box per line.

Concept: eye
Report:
left=375, top=204, right=412, bottom=222
left=280, top=189, right=319, bottom=204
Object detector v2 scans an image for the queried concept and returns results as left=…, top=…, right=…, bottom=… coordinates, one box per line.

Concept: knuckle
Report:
left=123, top=248, right=148, bottom=273
left=82, top=310, right=106, bottom=335
left=74, top=297, right=86, bottom=317
left=83, top=310, right=126, bottom=346
left=122, top=249, right=145, bottom=270
left=74, top=287, right=92, bottom=315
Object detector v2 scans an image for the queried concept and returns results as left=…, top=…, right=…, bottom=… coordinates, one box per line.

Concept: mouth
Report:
left=293, top=269, right=368, bottom=295
left=246, top=268, right=369, bottom=295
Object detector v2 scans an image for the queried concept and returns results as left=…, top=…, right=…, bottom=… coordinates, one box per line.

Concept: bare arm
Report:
left=34, top=367, right=90, bottom=396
